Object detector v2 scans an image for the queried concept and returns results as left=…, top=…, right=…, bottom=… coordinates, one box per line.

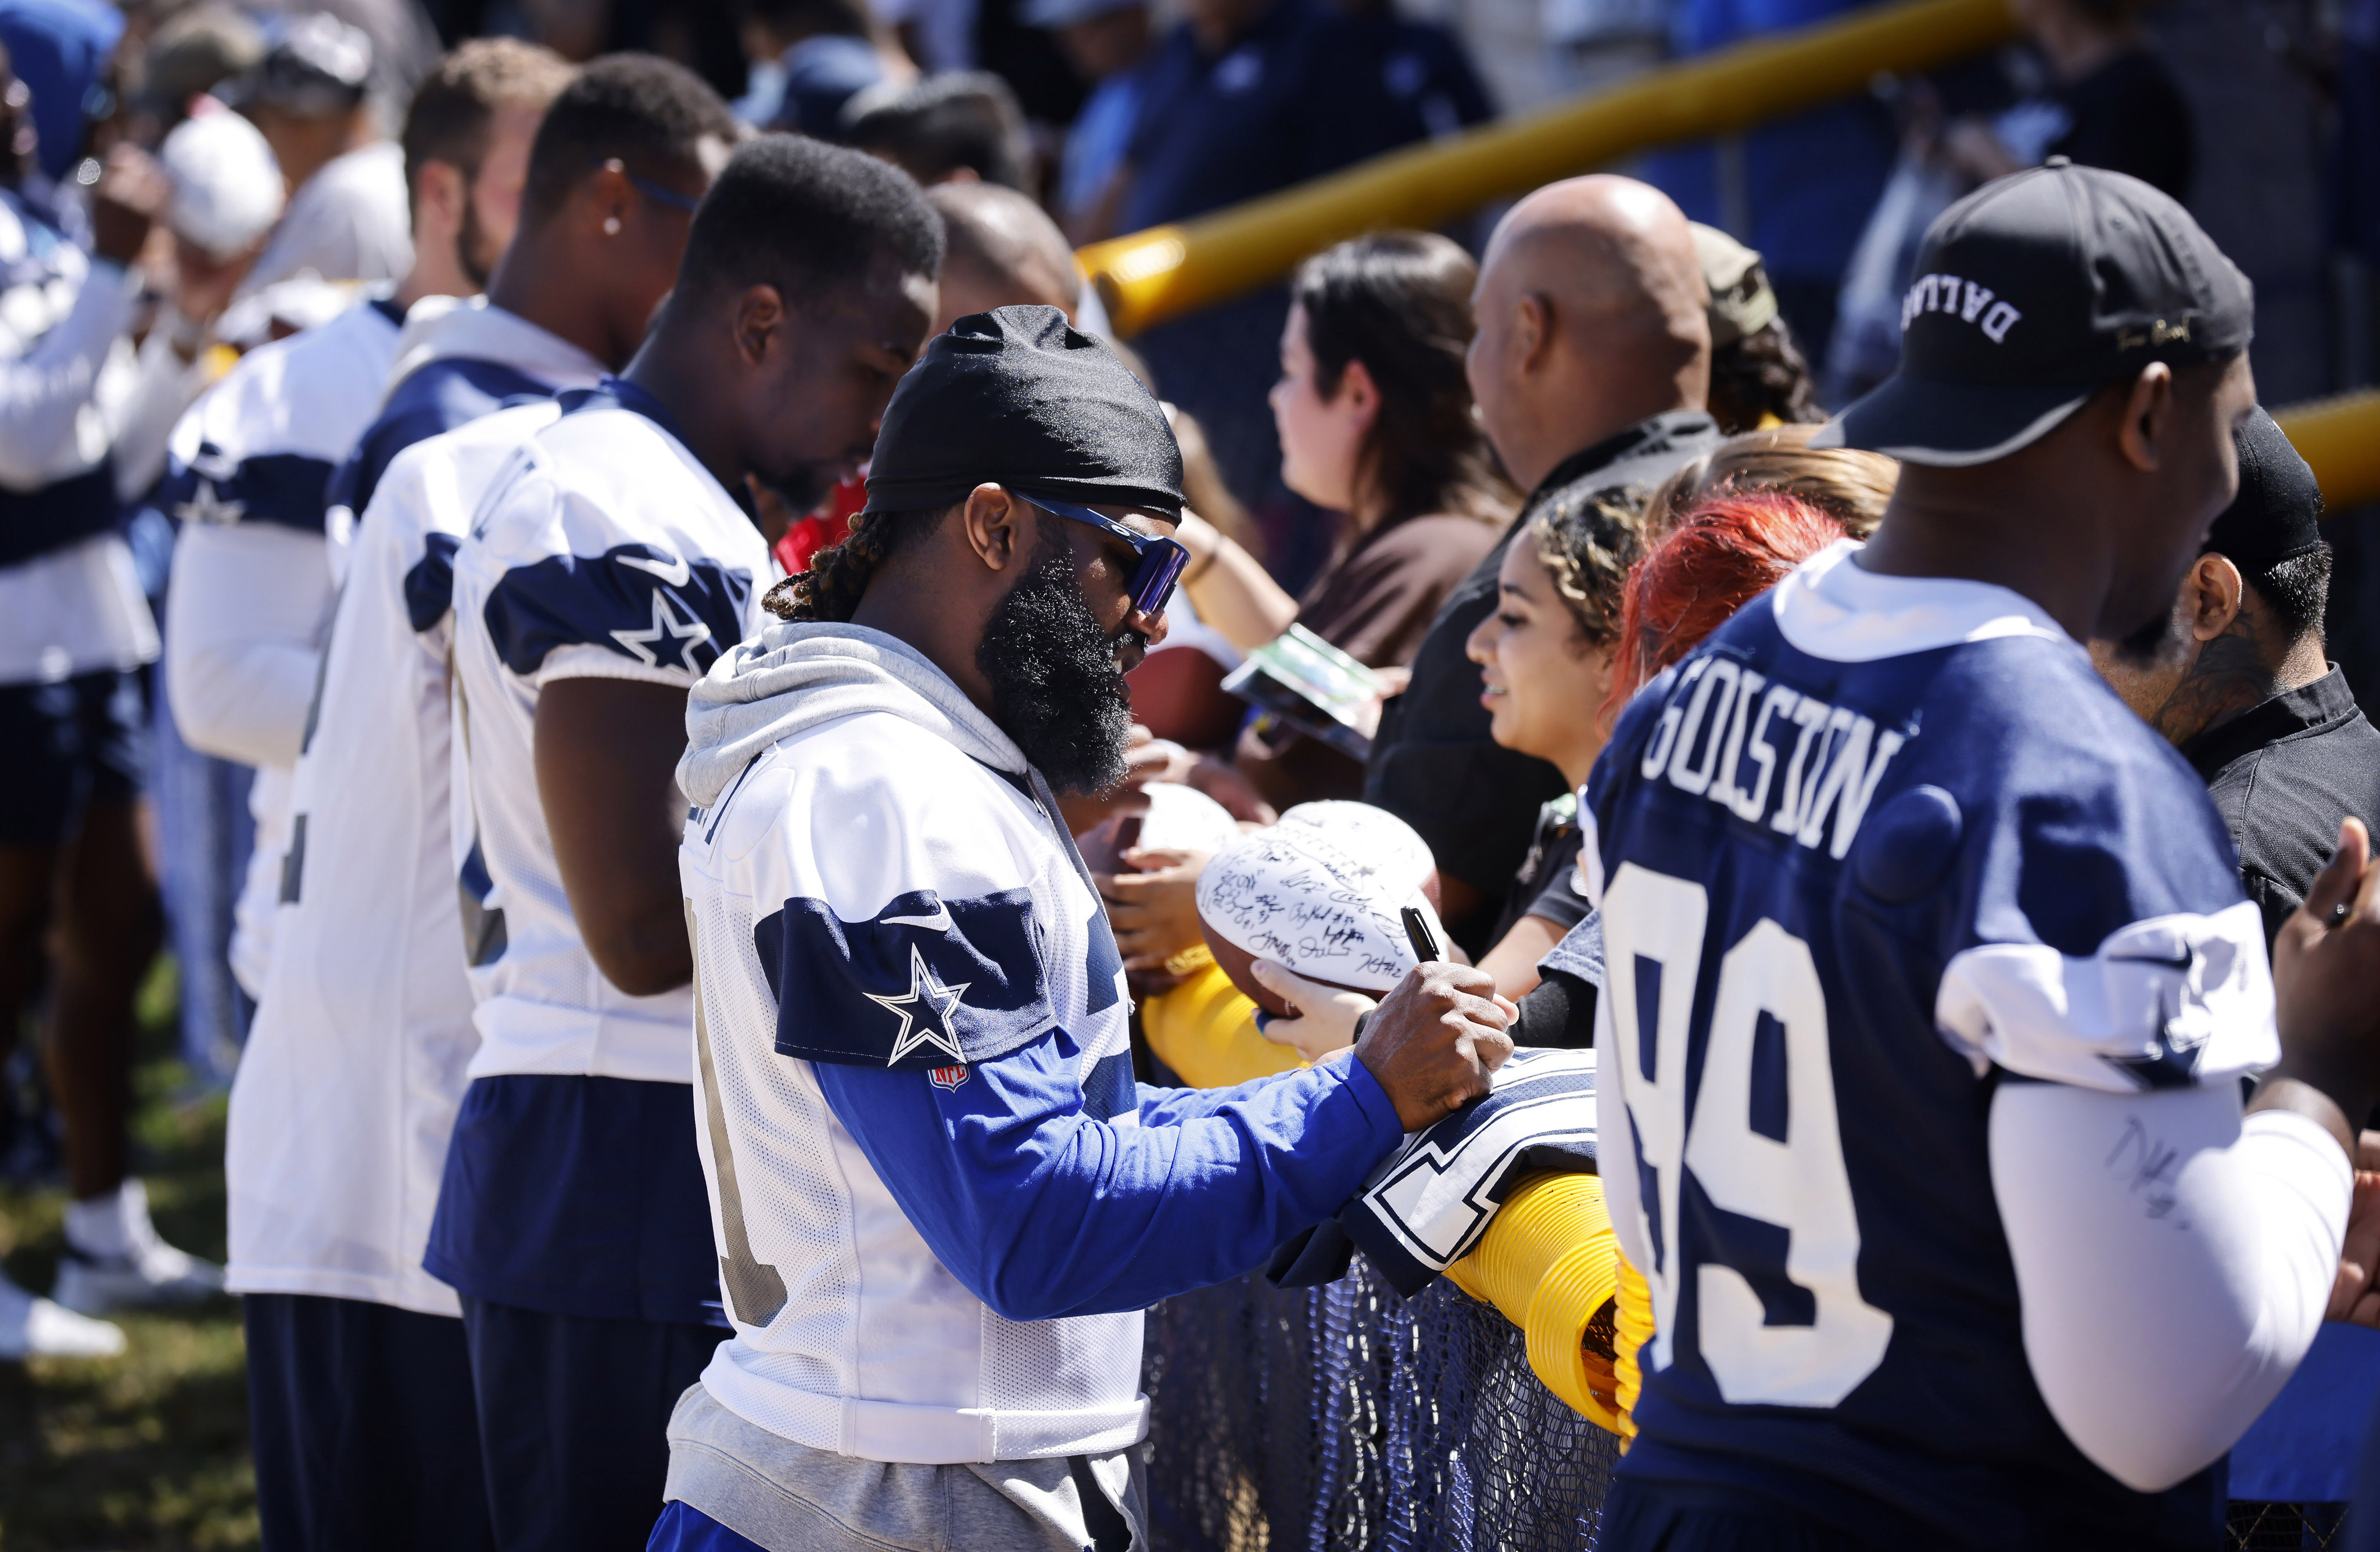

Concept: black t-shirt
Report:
left=2050, top=48, right=2194, bottom=201
left=1362, top=411, right=1721, bottom=937
left=1488, top=792, right=1589, bottom=949
left=2180, top=666, right=2380, bottom=947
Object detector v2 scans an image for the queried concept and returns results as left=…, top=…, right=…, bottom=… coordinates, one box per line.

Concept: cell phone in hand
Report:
left=1401, top=906, right=1442, bottom=965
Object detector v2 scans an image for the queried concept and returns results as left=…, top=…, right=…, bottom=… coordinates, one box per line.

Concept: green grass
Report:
left=0, top=957, right=258, bottom=1552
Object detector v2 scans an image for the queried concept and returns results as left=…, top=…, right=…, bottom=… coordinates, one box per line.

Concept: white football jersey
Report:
left=160, top=295, right=403, bottom=996
left=676, top=630, right=1145, bottom=1463
left=0, top=183, right=155, bottom=687
left=447, top=389, right=772, bottom=1084
left=223, top=401, right=563, bottom=1316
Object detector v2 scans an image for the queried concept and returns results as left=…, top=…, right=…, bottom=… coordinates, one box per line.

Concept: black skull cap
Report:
left=861, top=304, right=1185, bottom=520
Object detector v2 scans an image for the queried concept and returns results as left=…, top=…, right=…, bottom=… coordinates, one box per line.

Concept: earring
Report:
left=604, top=216, right=621, bottom=235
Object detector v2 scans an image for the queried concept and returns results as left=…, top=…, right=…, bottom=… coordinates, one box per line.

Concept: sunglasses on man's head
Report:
left=1021, top=492, right=1188, bottom=619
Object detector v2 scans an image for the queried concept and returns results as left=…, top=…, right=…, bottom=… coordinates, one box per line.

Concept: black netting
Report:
left=1142, top=1257, right=1622, bottom=1552
left=2227, top=1502, right=2345, bottom=1551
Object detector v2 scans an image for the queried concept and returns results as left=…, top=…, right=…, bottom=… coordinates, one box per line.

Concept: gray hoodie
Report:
left=678, top=619, right=1028, bottom=809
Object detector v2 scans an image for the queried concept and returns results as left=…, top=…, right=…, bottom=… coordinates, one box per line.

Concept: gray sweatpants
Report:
left=661, top=1382, right=1147, bottom=1552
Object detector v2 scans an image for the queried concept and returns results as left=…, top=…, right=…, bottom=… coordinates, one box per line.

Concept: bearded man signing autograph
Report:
left=660, top=307, right=1515, bottom=1552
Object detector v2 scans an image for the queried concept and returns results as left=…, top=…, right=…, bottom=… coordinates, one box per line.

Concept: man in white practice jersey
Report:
left=163, top=38, right=569, bottom=1042
left=438, top=134, right=938, bottom=1551
left=664, top=304, right=1518, bottom=1552
left=0, top=39, right=213, bottom=1357
left=218, top=53, right=727, bottom=1552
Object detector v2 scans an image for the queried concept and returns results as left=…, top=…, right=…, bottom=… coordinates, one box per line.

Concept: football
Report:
left=1195, top=805, right=1447, bottom=1017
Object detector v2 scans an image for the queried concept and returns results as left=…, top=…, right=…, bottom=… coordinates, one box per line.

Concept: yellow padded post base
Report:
left=1444, top=1171, right=1623, bottom=1432
left=1138, top=951, right=1307, bottom=1089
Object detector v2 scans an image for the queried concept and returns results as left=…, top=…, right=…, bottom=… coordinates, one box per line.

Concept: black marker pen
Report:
left=1400, top=905, right=1441, bottom=965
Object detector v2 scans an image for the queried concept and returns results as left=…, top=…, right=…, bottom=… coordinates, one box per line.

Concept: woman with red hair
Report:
left=1605, top=489, right=1853, bottom=721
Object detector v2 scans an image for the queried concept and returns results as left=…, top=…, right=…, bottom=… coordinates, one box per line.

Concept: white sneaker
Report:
left=51, top=1179, right=225, bottom=1315
left=53, top=1239, right=224, bottom=1314
left=0, top=1271, right=125, bottom=1359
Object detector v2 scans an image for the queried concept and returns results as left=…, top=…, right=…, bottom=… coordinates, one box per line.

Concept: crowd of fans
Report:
left=1, top=0, right=2378, bottom=1549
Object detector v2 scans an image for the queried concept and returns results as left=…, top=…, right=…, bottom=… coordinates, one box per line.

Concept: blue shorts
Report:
left=0, top=669, right=145, bottom=846
left=461, top=1294, right=725, bottom=1552
left=242, top=1292, right=493, bottom=1552
left=425, top=1073, right=726, bottom=1328
left=647, top=1502, right=763, bottom=1552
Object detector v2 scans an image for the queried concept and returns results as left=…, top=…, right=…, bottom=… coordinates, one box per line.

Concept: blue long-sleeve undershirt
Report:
left=812, top=1031, right=1406, bottom=1322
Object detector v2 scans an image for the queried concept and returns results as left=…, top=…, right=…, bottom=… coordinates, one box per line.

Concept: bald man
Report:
left=1364, top=174, right=1718, bottom=949
left=927, top=181, right=1083, bottom=332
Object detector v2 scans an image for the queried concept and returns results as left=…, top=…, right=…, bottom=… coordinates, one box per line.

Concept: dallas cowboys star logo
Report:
left=866, top=944, right=970, bottom=1066
left=172, top=477, right=245, bottom=526
left=2103, top=976, right=2209, bottom=1091
left=610, top=589, right=712, bottom=671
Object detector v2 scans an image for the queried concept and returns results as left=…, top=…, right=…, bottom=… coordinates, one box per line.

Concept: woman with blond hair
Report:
left=1648, top=421, right=1898, bottom=537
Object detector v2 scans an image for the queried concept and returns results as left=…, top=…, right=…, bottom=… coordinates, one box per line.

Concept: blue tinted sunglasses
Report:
left=1021, top=491, right=1189, bottom=619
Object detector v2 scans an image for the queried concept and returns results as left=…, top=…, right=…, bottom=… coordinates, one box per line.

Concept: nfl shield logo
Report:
left=929, top=1064, right=969, bottom=1091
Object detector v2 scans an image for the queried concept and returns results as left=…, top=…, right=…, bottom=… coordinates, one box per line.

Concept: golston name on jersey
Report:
left=1622, top=650, right=1905, bottom=865
left=1585, top=541, right=2296, bottom=1551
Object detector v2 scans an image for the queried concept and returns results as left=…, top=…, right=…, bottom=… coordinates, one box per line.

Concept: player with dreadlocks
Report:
left=665, top=303, right=1515, bottom=1552
left=775, top=499, right=904, bottom=621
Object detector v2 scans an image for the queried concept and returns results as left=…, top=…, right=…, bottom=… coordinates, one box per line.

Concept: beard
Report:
left=459, top=193, right=501, bottom=292
left=977, top=535, right=1141, bottom=795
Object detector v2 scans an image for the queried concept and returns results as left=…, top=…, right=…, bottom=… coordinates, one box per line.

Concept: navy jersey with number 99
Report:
left=1583, top=544, right=2277, bottom=1550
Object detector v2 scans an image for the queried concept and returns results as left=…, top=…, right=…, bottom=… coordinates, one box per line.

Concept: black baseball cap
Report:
left=1815, top=159, right=2253, bottom=467
left=2206, top=407, right=2323, bottom=564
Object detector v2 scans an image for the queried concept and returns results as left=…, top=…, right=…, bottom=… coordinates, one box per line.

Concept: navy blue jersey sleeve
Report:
left=403, top=531, right=460, bottom=634
left=481, top=542, right=751, bottom=680
left=756, top=886, right=1056, bottom=1069
left=812, top=1033, right=1404, bottom=1320
left=161, top=446, right=337, bottom=532
left=338, top=358, right=560, bottom=524
left=332, top=404, right=449, bottom=524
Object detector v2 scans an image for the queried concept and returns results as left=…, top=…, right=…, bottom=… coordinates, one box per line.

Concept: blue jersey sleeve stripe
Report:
left=335, top=406, right=449, bottom=523
left=162, top=450, right=339, bottom=532
left=338, top=358, right=562, bottom=522
left=755, top=887, right=1055, bottom=1069
left=478, top=543, right=750, bottom=679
